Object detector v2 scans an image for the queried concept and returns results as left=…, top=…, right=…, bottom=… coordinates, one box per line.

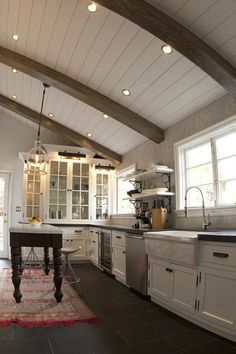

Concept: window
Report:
left=116, top=165, right=135, bottom=214
left=175, top=117, right=236, bottom=211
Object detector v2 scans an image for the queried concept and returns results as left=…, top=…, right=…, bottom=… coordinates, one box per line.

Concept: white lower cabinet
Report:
left=148, top=257, right=197, bottom=315
left=112, top=231, right=126, bottom=284
left=198, top=267, right=236, bottom=330
left=89, top=228, right=99, bottom=266
left=61, top=227, right=88, bottom=261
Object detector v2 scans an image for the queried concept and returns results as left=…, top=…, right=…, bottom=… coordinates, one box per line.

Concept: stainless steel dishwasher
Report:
left=126, top=233, right=147, bottom=296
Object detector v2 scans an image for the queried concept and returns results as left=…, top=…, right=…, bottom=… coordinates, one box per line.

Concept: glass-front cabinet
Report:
left=48, top=160, right=90, bottom=221
left=24, top=168, right=42, bottom=219
left=95, top=172, right=109, bottom=220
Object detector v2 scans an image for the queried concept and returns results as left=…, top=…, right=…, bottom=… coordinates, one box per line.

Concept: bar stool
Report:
left=21, top=247, right=44, bottom=277
left=61, top=247, right=83, bottom=296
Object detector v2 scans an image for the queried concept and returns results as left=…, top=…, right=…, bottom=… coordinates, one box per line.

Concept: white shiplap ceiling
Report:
left=0, top=0, right=235, bottom=156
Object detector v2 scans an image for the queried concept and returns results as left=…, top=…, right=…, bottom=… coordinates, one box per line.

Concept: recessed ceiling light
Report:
left=12, top=68, right=18, bottom=73
left=88, top=2, right=98, bottom=12
left=48, top=113, right=54, bottom=118
left=122, top=89, right=131, bottom=96
left=12, top=34, right=19, bottom=41
left=161, top=44, right=173, bottom=54
left=102, top=113, right=109, bottom=119
left=12, top=94, right=17, bottom=99
left=87, top=132, right=92, bottom=137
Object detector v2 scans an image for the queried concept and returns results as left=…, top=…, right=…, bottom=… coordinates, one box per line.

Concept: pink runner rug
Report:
left=0, top=268, right=98, bottom=327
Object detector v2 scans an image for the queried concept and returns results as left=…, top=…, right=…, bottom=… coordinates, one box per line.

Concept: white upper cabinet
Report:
left=46, top=160, right=90, bottom=221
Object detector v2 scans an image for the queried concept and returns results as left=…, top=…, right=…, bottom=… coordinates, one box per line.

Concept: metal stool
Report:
left=21, top=247, right=44, bottom=278
left=61, top=247, right=83, bottom=296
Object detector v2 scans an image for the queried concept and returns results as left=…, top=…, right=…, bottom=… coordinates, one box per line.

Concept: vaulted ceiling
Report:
left=0, top=0, right=235, bottom=161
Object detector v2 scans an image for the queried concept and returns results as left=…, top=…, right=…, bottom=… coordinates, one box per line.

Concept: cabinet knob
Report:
left=123, top=251, right=126, bottom=254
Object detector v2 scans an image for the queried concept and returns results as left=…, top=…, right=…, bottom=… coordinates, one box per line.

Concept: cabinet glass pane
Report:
left=27, top=193, right=32, bottom=205
left=27, top=206, right=33, bottom=218
left=34, top=182, right=40, bottom=193
left=96, top=174, right=102, bottom=184
left=96, top=197, right=102, bottom=208
left=82, top=164, right=89, bottom=176
left=96, top=209, right=102, bottom=219
left=59, top=176, right=67, bottom=190
left=81, top=178, right=89, bottom=190
left=34, top=194, right=40, bottom=205
left=72, top=191, right=80, bottom=205
left=50, top=176, right=58, bottom=189
left=102, top=185, right=108, bottom=195
left=49, top=205, right=57, bottom=219
left=59, top=162, right=67, bottom=175
left=58, top=206, right=66, bottom=219
left=96, top=185, right=102, bottom=196
left=103, top=174, right=108, bottom=184
left=33, top=207, right=40, bottom=218
left=73, top=163, right=81, bottom=176
left=49, top=191, right=57, bottom=204
left=81, top=192, right=88, bottom=205
left=73, top=177, right=80, bottom=190
left=72, top=206, right=80, bottom=219
left=59, top=191, right=67, bottom=204
left=81, top=206, right=88, bottom=219
left=51, top=161, right=58, bottom=175
left=27, top=181, right=33, bottom=191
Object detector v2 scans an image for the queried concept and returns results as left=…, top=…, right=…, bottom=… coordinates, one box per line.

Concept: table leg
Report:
left=11, top=247, right=22, bottom=303
left=44, top=247, right=50, bottom=275
left=53, top=248, right=63, bottom=302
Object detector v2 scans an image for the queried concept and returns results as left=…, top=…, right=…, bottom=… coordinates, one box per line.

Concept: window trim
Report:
left=174, top=115, right=236, bottom=216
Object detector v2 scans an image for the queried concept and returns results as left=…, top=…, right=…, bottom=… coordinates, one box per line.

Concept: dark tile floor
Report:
left=0, top=259, right=236, bottom=354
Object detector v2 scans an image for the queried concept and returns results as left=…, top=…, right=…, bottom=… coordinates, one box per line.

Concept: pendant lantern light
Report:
left=24, top=83, right=50, bottom=175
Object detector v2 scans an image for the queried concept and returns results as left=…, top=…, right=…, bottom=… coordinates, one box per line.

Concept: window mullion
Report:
left=211, top=137, right=218, bottom=207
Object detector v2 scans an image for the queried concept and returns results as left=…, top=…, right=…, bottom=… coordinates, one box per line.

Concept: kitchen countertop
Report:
left=198, top=230, right=236, bottom=242
left=10, top=224, right=63, bottom=234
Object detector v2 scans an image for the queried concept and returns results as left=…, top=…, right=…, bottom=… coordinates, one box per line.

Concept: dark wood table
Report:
left=9, top=225, right=63, bottom=303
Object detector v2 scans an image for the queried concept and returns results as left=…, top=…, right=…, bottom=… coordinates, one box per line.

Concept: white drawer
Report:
left=60, top=227, right=88, bottom=236
left=112, top=231, right=126, bottom=246
left=201, top=243, right=236, bottom=268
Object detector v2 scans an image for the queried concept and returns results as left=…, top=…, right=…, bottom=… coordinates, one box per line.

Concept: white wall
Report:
left=121, top=93, right=236, bottom=229
left=0, top=110, right=70, bottom=225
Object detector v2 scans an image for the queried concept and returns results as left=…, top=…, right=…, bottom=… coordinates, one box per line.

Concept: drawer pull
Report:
left=165, top=267, right=173, bottom=273
left=75, top=230, right=82, bottom=233
left=213, top=252, right=229, bottom=258
left=92, top=241, right=96, bottom=243
left=116, top=236, right=122, bottom=239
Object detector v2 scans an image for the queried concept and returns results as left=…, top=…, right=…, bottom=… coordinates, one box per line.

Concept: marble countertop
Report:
left=9, top=224, right=63, bottom=234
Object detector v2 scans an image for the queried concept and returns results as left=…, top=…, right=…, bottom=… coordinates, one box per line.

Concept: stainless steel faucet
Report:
left=184, top=186, right=211, bottom=230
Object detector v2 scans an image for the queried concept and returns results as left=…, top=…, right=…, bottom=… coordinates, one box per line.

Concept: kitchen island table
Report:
left=9, top=224, right=63, bottom=303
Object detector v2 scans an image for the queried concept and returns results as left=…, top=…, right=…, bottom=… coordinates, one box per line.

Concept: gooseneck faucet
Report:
left=184, top=186, right=211, bottom=230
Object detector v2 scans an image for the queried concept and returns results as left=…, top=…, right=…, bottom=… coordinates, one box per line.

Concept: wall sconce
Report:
left=58, top=151, right=86, bottom=160
left=95, top=164, right=115, bottom=170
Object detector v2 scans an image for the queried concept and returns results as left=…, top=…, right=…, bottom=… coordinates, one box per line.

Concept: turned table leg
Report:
left=44, top=247, right=50, bottom=275
left=53, top=248, right=63, bottom=302
left=11, top=247, right=22, bottom=303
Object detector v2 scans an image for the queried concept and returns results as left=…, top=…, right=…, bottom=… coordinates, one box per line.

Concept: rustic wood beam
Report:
left=0, top=94, right=122, bottom=164
left=0, top=46, right=164, bottom=144
left=96, top=0, right=236, bottom=95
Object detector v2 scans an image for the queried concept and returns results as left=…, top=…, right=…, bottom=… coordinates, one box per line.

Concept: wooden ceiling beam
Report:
left=0, top=46, right=164, bottom=144
left=96, top=0, right=236, bottom=95
left=0, top=94, right=122, bottom=164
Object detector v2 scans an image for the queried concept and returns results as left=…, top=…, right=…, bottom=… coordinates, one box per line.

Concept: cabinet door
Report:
left=170, top=264, right=197, bottom=314
left=95, top=172, right=109, bottom=220
left=70, top=237, right=87, bottom=259
left=71, top=162, right=89, bottom=220
left=48, top=161, right=68, bottom=220
left=198, top=267, right=236, bottom=330
left=112, top=244, right=126, bottom=283
left=148, top=258, right=170, bottom=301
left=90, top=234, right=99, bottom=266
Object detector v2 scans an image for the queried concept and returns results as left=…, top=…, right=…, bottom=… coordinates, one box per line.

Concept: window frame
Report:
left=174, top=116, right=236, bottom=216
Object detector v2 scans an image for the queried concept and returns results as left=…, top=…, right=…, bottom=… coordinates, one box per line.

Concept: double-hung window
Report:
left=175, top=117, right=236, bottom=212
